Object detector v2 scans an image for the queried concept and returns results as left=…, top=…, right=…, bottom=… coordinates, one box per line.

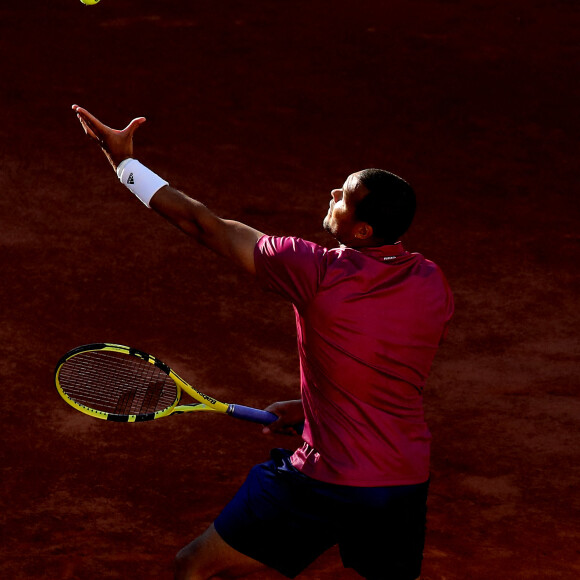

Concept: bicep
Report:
left=209, top=218, right=264, bottom=275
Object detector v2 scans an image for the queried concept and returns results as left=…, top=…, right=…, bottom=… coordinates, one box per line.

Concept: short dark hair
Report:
left=355, top=168, right=416, bottom=244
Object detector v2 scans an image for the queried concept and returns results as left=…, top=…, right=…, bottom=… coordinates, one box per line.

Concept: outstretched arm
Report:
left=72, top=105, right=264, bottom=275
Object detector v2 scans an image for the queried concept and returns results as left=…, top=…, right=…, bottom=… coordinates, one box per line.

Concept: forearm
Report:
left=123, top=167, right=263, bottom=274
left=150, top=185, right=221, bottom=246
left=116, top=157, right=221, bottom=245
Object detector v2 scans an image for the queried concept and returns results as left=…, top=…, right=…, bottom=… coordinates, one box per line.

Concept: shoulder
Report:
left=256, top=235, right=329, bottom=260
left=254, top=236, right=331, bottom=303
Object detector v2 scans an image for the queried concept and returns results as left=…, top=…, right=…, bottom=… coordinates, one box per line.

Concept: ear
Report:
left=354, top=222, right=374, bottom=240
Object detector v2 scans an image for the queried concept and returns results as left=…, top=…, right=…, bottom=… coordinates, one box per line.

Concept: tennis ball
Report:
left=80, top=0, right=100, bottom=5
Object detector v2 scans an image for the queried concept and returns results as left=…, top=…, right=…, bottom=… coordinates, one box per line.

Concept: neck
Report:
left=341, top=237, right=393, bottom=249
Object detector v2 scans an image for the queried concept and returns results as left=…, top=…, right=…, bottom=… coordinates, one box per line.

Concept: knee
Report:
left=174, top=543, right=201, bottom=580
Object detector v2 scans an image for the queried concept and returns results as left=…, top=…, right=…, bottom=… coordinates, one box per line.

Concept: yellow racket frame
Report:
left=55, top=343, right=229, bottom=422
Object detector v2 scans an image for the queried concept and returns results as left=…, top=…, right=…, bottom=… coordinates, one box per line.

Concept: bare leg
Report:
left=174, top=524, right=283, bottom=580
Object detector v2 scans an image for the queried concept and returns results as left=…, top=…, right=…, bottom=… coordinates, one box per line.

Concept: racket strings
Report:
left=58, top=350, right=178, bottom=416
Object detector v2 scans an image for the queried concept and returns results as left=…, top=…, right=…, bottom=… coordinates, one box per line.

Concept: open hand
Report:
left=72, top=104, right=146, bottom=171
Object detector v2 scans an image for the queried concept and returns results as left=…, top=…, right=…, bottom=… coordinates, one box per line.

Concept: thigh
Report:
left=214, top=449, right=339, bottom=578
left=338, top=480, right=430, bottom=580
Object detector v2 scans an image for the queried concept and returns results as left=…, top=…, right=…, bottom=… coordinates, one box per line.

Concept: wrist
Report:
left=116, top=158, right=133, bottom=175
left=117, top=159, right=169, bottom=207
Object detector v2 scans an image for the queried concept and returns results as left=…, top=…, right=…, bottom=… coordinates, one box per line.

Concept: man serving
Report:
left=72, top=105, right=454, bottom=580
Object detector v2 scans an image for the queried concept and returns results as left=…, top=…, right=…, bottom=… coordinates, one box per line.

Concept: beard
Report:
left=322, top=216, right=333, bottom=236
left=322, top=207, right=334, bottom=235
left=323, top=215, right=340, bottom=242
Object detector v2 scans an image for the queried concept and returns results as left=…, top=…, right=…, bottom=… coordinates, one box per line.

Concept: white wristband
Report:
left=116, top=158, right=169, bottom=207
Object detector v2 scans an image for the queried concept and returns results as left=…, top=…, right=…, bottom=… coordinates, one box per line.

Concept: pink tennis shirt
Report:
left=254, top=235, right=454, bottom=486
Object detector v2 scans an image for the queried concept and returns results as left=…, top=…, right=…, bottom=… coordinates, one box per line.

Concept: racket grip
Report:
left=227, top=404, right=278, bottom=424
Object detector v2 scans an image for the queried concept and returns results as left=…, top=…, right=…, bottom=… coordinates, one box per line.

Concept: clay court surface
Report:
left=1, top=1, right=579, bottom=578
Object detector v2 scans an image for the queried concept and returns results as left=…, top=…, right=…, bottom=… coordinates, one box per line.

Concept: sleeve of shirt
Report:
left=254, top=235, right=328, bottom=307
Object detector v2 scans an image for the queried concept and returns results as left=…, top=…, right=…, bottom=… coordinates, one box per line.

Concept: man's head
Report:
left=323, top=169, right=416, bottom=247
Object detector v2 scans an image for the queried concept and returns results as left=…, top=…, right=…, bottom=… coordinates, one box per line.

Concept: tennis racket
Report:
left=54, top=343, right=278, bottom=424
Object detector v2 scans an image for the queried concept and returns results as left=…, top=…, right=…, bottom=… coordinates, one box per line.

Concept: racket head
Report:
left=55, top=343, right=182, bottom=422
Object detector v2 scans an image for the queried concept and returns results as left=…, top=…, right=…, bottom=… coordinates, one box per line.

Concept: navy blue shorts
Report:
left=214, top=449, right=429, bottom=579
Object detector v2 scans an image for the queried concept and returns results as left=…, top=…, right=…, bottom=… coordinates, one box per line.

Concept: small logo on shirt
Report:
left=383, top=256, right=398, bottom=261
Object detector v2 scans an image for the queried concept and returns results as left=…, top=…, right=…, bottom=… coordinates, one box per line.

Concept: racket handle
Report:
left=227, top=404, right=278, bottom=424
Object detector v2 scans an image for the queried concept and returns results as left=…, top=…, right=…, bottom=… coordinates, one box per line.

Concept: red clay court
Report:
left=0, top=1, right=578, bottom=578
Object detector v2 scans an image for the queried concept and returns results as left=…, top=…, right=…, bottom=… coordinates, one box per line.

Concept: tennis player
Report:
left=72, top=105, right=454, bottom=580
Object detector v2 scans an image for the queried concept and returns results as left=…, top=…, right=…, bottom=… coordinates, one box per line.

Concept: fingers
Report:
left=76, top=113, right=99, bottom=141
left=72, top=104, right=107, bottom=133
left=72, top=104, right=108, bottom=144
left=72, top=105, right=109, bottom=131
left=261, top=419, right=300, bottom=436
left=72, top=104, right=146, bottom=140
left=262, top=419, right=281, bottom=435
left=123, top=117, right=147, bottom=137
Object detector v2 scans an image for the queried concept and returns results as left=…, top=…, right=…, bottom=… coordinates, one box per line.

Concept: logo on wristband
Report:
left=127, top=173, right=135, bottom=185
